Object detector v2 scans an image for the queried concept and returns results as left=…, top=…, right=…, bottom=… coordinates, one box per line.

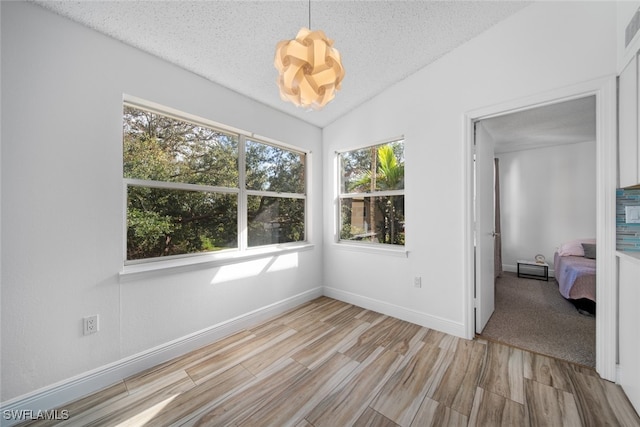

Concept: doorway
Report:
left=474, top=96, right=597, bottom=366
left=463, top=77, right=618, bottom=381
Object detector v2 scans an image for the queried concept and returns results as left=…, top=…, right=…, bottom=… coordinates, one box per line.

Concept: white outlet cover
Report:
left=83, top=315, right=99, bottom=335
left=626, top=205, right=640, bottom=223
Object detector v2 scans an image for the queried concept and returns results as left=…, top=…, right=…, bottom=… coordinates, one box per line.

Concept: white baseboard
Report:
left=323, top=286, right=466, bottom=338
left=0, top=287, right=323, bottom=427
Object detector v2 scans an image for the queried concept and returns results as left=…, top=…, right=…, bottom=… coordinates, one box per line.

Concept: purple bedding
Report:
left=554, top=252, right=596, bottom=302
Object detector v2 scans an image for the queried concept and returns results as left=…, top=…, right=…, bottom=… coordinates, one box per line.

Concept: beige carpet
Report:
left=479, top=272, right=595, bottom=367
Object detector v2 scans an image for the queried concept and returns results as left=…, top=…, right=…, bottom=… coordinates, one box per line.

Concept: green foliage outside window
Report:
left=123, top=105, right=306, bottom=261
left=339, top=140, right=405, bottom=245
left=245, top=140, right=306, bottom=247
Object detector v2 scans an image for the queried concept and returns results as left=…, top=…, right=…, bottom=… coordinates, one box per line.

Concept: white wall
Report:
left=497, top=142, right=597, bottom=274
left=323, top=2, right=616, bottom=337
left=1, top=2, right=323, bottom=402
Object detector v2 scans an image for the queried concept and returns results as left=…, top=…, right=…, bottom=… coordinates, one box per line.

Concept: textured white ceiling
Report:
left=33, top=0, right=530, bottom=128
left=482, top=96, right=597, bottom=154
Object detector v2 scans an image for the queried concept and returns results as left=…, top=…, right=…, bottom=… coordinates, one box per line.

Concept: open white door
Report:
left=475, top=121, right=495, bottom=334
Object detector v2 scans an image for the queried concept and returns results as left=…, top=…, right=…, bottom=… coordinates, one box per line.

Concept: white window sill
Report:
left=332, top=242, right=408, bottom=257
left=119, top=243, right=315, bottom=281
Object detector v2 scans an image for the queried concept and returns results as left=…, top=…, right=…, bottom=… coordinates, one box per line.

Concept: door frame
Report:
left=462, top=76, right=618, bottom=381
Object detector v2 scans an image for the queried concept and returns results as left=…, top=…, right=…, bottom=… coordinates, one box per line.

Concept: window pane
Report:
left=245, top=140, right=305, bottom=193
left=340, top=195, right=405, bottom=245
left=123, top=106, right=239, bottom=187
left=340, top=140, right=404, bottom=193
left=127, top=186, right=237, bottom=260
left=247, top=196, right=305, bottom=246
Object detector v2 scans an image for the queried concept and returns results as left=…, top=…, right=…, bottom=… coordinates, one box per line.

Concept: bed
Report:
left=553, top=239, right=596, bottom=303
left=554, top=252, right=596, bottom=303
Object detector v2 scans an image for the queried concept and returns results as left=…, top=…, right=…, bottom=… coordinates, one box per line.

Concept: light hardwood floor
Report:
left=21, top=297, right=640, bottom=426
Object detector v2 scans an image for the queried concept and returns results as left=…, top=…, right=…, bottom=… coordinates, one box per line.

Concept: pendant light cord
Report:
left=308, top=0, right=311, bottom=29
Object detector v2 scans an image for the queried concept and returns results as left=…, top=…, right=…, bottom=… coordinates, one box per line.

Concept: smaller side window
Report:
left=338, top=139, right=405, bottom=246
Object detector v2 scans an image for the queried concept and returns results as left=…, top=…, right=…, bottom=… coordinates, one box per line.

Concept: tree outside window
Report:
left=123, top=103, right=306, bottom=262
left=339, top=139, right=405, bottom=246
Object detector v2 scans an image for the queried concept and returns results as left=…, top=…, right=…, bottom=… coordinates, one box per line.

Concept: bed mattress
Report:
left=554, top=252, right=596, bottom=302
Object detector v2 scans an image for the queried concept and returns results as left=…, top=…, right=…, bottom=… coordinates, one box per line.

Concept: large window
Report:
left=123, top=102, right=306, bottom=262
left=338, top=139, right=405, bottom=246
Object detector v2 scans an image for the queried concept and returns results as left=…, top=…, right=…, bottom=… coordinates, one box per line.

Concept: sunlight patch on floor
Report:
left=116, top=394, right=179, bottom=427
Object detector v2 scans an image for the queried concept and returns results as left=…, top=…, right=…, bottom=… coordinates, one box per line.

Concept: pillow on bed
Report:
left=557, top=238, right=596, bottom=256
left=582, top=243, right=597, bottom=259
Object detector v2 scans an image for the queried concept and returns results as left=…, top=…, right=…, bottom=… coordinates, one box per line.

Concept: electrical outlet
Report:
left=83, top=315, right=99, bottom=335
left=414, top=276, right=422, bottom=288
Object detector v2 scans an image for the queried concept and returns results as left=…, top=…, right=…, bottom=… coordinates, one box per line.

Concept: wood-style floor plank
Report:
left=568, top=368, right=624, bottom=427
left=284, top=299, right=351, bottom=331
left=602, top=380, right=640, bottom=427
left=124, top=329, right=254, bottom=393
left=411, top=397, right=468, bottom=427
left=524, top=378, right=581, bottom=427
left=355, top=308, right=387, bottom=324
left=241, top=353, right=357, bottom=426
left=341, top=316, right=406, bottom=362
left=354, top=407, right=399, bottom=427
left=305, top=347, right=403, bottom=427
left=322, top=304, right=366, bottom=326
left=430, top=339, right=486, bottom=417
left=241, top=321, right=333, bottom=376
left=523, top=351, right=573, bottom=393
left=479, top=341, right=525, bottom=404
left=292, top=317, right=370, bottom=370
left=182, top=358, right=309, bottom=426
left=128, top=364, right=255, bottom=426
left=18, top=297, right=640, bottom=427
left=185, top=324, right=296, bottom=384
left=467, top=387, right=525, bottom=426
left=86, top=372, right=195, bottom=426
left=20, top=382, right=129, bottom=427
left=370, top=343, right=441, bottom=425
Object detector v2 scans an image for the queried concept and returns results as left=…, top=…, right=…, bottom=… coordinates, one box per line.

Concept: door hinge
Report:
left=473, top=122, right=478, bottom=144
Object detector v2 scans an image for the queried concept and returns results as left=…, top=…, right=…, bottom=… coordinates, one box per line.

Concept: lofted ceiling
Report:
left=33, top=0, right=531, bottom=128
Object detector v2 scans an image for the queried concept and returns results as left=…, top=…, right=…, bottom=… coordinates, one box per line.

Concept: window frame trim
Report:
left=334, top=135, right=405, bottom=155
left=125, top=95, right=249, bottom=138
left=125, top=178, right=241, bottom=195
left=338, top=189, right=404, bottom=199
